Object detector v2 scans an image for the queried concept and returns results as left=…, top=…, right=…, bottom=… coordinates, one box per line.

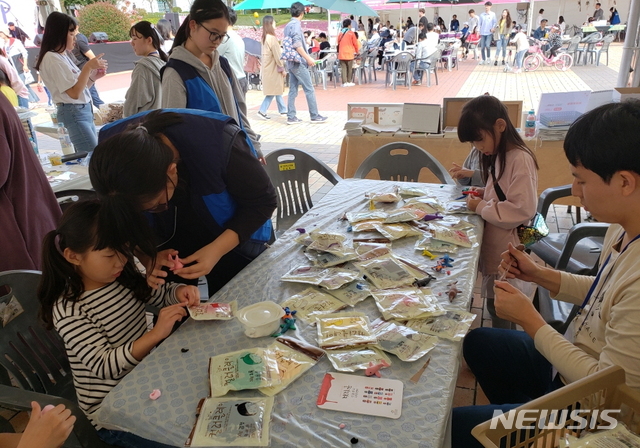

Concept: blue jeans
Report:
left=98, top=429, right=177, bottom=448
left=452, top=328, right=564, bottom=448
left=260, top=95, right=287, bottom=114
left=18, top=96, right=28, bottom=108
left=515, top=49, right=527, bottom=68
left=56, top=103, right=98, bottom=154
left=287, top=62, right=319, bottom=120
left=480, top=34, right=492, bottom=60
left=89, top=84, right=104, bottom=108
left=495, top=35, right=508, bottom=59
left=411, top=60, right=431, bottom=81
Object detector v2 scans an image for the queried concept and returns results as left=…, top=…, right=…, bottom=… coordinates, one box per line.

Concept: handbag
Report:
left=280, top=35, right=304, bottom=63
left=491, top=168, right=549, bottom=247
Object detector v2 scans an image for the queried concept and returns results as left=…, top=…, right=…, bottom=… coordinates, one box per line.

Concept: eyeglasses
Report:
left=198, top=22, right=229, bottom=44
left=144, top=177, right=175, bottom=213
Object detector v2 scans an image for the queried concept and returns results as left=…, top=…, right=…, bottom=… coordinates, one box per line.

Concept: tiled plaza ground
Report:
left=10, top=43, right=619, bottom=434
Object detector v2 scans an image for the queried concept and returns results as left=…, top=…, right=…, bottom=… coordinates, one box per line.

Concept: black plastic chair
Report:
left=354, top=142, right=455, bottom=184
left=529, top=186, right=610, bottom=333
left=264, top=148, right=341, bottom=235
left=0, top=270, right=115, bottom=447
left=54, top=189, right=97, bottom=211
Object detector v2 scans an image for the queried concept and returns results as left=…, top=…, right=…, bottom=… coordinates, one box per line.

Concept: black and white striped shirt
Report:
left=53, top=281, right=179, bottom=427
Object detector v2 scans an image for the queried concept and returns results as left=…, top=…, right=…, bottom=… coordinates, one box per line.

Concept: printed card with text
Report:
left=316, top=372, right=403, bottom=419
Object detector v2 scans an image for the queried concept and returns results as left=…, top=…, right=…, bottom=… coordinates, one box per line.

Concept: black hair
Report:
left=342, top=18, right=351, bottom=28
left=89, top=111, right=184, bottom=262
left=558, top=16, right=565, bottom=23
left=174, top=0, right=230, bottom=48
left=565, top=100, right=640, bottom=183
left=0, top=68, right=9, bottom=86
left=469, top=9, right=475, bottom=13
left=515, top=25, right=522, bottom=31
left=418, top=32, right=426, bottom=40
left=37, top=200, right=151, bottom=330
left=458, top=95, right=538, bottom=183
left=350, top=15, right=354, bottom=19
left=319, top=32, right=327, bottom=38
left=227, top=6, right=237, bottom=26
left=539, top=8, right=544, bottom=13
left=427, top=23, right=435, bottom=32
left=130, top=21, right=168, bottom=62
left=291, top=2, right=305, bottom=17
left=156, top=18, right=173, bottom=40
left=35, top=12, right=77, bottom=71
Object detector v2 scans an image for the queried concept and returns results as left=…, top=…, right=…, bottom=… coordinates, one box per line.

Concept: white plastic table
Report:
left=95, top=178, right=483, bottom=448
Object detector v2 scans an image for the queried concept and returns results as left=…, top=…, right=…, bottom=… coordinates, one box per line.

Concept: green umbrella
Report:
left=312, top=0, right=379, bottom=17
left=234, top=0, right=311, bottom=10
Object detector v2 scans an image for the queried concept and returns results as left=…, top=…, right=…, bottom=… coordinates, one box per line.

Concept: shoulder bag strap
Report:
left=490, top=166, right=507, bottom=202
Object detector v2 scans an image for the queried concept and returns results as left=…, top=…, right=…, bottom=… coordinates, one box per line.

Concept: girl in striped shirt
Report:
left=38, top=200, right=199, bottom=448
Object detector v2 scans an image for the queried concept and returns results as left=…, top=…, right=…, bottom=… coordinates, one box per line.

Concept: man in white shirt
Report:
left=477, top=1, right=497, bottom=64
left=411, top=24, right=438, bottom=85
left=216, top=7, right=247, bottom=95
left=537, top=8, right=545, bottom=27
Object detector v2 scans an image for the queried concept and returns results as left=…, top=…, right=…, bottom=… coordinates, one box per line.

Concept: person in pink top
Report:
left=0, top=48, right=28, bottom=105
left=457, top=94, right=539, bottom=328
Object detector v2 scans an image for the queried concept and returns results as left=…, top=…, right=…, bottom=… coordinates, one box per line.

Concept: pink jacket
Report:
left=475, top=147, right=538, bottom=275
left=0, top=55, right=28, bottom=99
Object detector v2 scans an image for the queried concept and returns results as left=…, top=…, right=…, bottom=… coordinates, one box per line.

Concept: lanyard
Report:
left=579, top=232, right=640, bottom=309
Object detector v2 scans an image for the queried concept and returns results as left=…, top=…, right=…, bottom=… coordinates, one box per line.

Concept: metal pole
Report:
left=527, top=0, right=534, bottom=36
left=617, top=0, right=640, bottom=87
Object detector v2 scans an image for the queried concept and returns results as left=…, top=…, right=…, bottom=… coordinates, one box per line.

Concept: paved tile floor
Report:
left=9, top=42, right=618, bottom=434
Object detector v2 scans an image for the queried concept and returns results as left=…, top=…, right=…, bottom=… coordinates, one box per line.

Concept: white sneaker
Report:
left=349, top=82, right=356, bottom=86
left=342, top=83, right=350, bottom=87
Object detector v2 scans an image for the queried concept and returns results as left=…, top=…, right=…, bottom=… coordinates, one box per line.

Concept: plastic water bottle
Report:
left=57, top=123, right=75, bottom=155
left=525, top=109, right=536, bottom=138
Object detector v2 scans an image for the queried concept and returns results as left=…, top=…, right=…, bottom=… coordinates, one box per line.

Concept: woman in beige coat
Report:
left=257, top=15, right=286, bottom=119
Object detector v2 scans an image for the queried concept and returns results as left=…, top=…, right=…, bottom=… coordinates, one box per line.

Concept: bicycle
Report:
left=523, top=38, right=573, bottom=72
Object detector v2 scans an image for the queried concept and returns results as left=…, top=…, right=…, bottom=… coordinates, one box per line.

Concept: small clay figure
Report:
left=365, top=360, right=390, bottom=377
left=447, top=281, right=460, bottom=302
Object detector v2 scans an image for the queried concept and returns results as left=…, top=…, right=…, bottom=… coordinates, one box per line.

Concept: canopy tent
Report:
left=385, top=0, right=482, bottom=30
left=313, top=0, right=380, bottom=16
left=234, top=0, right=311, bottom=10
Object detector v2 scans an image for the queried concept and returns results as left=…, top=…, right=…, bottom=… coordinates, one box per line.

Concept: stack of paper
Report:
left=344, top=118, right=364, bottom=136
left=362, top=123, right=401, bottom=134
left=537, top=123, right=570, bottom=141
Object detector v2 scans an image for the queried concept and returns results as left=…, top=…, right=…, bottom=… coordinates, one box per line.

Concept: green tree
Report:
left=63, top=0, right=116, bottom=8
left=78, top=2, right=132, bottom=42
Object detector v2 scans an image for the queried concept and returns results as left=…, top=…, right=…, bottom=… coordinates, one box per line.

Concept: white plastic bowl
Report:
left=237, top=301, right=284, bottom=338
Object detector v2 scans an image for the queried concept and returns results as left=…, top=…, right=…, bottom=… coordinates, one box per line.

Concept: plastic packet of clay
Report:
left=304, top=248, right=358, bottom=268
left=403, top=197, right=445, bottom=213
left=397, top=186, right=432, bottom=197
left=307, top=231, right=351, bottom=256
left=560, top=424, right=640, bottom=447
left=345, top=210, right=388, bottom=224
left=315, top=312, right=378, bottom=350
left=370, top=318, right=438, bottom=362
left=186, top=396, right=274, bottom=447
left=326, top=280, right=371, bottom=307
left=351, top=219, right=383, bottom=232
left=414, top=235, right=460, bottom=254
left=326, top=347, right=392, bottom=372
left=429, top=225, right=473, bottom=248
left=404, top=310, right=477, bottom=341
left=209, top=348, right=281, bottom=397
left=353, top=241, right=392, bottom=255
left=371, top=288, right=445, bottom=321
left=366, top=191, right=401, bottom=203
left=383, top=209, right=423, bottom=224
left=444, top=201, right=476, bottom=214
left=293, top=232, right=313, bottom=247
left=260, top=337, right=325, bottom=396
left=280, top=287, right=347, bottom=322
left=281, top=266, right=360, bottom=289
left=373, top=222, right=423, bottom=241
left=188, top=301, right=237, bottom=320
left=356, top=255, right=415, bottom=290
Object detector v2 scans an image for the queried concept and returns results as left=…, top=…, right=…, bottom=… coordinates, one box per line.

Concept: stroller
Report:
left=243, top=37, right=262, bottom=90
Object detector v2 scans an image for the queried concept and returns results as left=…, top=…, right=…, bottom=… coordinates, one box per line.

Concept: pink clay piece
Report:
left=149, top=389, right=162, bottom=400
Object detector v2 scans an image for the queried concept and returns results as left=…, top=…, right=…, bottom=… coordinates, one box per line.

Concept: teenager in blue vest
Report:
left=161, top=0, right=263, bottom=160
left=90, top=109, right=277, bottom=296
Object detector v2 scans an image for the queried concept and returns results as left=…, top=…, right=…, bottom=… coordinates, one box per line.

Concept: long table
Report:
left=337, top=134, right=580, bottom=207
left=96, top=178, right=484, bottom=448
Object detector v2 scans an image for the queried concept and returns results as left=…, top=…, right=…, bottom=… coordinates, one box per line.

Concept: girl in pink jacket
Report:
left=457, top=95, right=539, bottom=328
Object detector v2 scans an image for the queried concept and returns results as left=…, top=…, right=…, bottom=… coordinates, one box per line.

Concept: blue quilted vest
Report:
left=99, top=109, right=272, bottom=257
left=161, top=57, right=258, bottom=158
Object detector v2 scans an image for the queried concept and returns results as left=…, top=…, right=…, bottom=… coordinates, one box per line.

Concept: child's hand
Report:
left=466, top=195, right=482, bottom=212
left=153, top=303, right=187, bottom=340
left=147, top=249, right=178, bottom=289
left=449, top=163, right=474, bottom=180
left=467, top=186, right=484, bottom=197
left=17, top=402, right=76, bottom=448
left=176, top=285, right=200, bottom=307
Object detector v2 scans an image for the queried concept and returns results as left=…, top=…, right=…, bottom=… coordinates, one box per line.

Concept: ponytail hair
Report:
left=457, top=95, right=538, bottom=184
left=89, top=111, right=184, bottom=262
left=38, top=200, right=151, bottom=330
left=130, top=20, right=168, bottom=62
left=173, top=0, right=230, bottom=48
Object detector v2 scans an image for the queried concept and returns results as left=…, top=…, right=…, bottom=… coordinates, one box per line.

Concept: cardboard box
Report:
left=612, top=87, right=640, bottom=102
left=348, top=103, right=403, bottom=125
left=443, top=98, right=523, bottom=128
